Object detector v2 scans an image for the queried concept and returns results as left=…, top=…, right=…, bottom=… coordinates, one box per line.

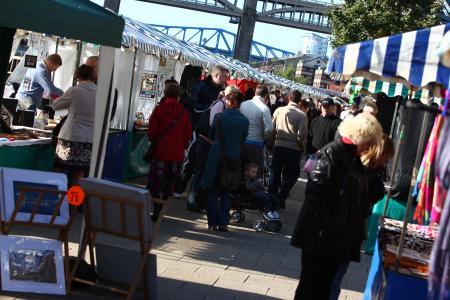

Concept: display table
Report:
left=364, top=238, right=428, bottom=300
left=124, top=130, right=149, bottom=180
left=0, top=126, right=55, bottom=171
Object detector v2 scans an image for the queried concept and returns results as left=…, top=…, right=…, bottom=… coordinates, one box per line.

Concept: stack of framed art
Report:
left=0, top=167, right=71, bottom=296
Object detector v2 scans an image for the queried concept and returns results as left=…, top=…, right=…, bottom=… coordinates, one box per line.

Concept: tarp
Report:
left=327, top=23, right=450, bottom=90
left=345, top=77, right=433, bottom=103
left=0, top=0, right=124, bottom=48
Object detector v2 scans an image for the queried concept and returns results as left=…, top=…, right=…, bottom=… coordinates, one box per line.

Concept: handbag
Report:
left=216, top=115, right=241, bottom=191
left=143, top=109, right=185, bottom=163
left=302, top=154, right=317, bottom=173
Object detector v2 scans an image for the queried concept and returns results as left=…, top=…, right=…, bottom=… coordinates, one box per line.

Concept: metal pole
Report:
left=389, top=96, right=400, bottom=138
left=126, top=48, right=137, bottom=130
left=51, top=38, right=59, bottom=82
left=394, top=99, right=433, bottom=272
left=383, top=94, right=411, bottom=216
left=72, top=41, right=82, bottom=87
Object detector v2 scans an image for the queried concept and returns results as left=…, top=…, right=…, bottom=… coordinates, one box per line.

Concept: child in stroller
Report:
left=230, top=163, right=282, bottom=233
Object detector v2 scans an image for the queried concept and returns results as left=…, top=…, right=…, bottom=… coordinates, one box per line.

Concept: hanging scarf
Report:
left=414, top=115, right=445, bottom=225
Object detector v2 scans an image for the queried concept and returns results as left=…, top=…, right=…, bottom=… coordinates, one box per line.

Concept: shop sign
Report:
left=24, top=55, right=38, bottom=68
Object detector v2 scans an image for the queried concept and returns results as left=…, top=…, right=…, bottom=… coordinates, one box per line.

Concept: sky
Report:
left=89, top=0, right=334, bottom=55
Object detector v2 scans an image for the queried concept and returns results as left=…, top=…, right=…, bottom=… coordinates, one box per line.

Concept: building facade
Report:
left=295, top=57, right=327, bottom=85
left=299, top=33, right=328, bottom=58
left=313, top=67, right=346, bottom=92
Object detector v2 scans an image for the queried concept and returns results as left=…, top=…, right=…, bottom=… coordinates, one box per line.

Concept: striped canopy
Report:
left=345, top=77, right=435, bottom=103
left=121, top=17, right=335, bottom=98
left=327, top=24, right=450, bottom=90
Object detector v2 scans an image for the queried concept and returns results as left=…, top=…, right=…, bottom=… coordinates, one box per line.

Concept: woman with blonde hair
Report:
left=291, top=113, right=383, bottom=300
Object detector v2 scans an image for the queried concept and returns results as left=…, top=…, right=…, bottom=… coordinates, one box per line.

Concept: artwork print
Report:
left=9, top=249, right=57, bottom=283
left=13, top=181, right=60, bottom=216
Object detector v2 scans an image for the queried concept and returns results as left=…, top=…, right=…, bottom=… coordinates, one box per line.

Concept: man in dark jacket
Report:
left=307, top=97, right=342, bottom=154
left=190, top=66, right=228, bottom=126
left=291, top=113, right=383, bottom=300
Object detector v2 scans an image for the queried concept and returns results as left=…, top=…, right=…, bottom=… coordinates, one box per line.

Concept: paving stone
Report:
left=266, top=285, right=297, bottom=299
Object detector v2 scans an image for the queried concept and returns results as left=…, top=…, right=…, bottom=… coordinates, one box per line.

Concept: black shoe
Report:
left=218, top=225, right=229, bottom=232
left=187, top=204, right=204, bottom=213
left=208, top=226, right=218, bottom=231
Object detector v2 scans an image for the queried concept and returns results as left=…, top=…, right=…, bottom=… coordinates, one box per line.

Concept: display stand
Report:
left=363, top=237, right=428, bottom=300
left=69, top=189, right=168, bottom=300
left=0, top=185, right=79, bottom=295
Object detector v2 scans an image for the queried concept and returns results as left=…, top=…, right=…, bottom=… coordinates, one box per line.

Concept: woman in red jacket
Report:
left=147, top=83, right=192, bottom=216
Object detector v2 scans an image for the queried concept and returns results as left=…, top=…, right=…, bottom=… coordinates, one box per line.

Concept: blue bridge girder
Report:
left=149, top=24, right=296, bottom=62
left=137, top=0, right=332, bottom=34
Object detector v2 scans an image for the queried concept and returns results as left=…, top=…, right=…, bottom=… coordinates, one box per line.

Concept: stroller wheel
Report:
left=266, top=220, right=282, bottom=233
left=231, top=211, right=245, bottom=223
left=254, top=219, right=266, bottom=232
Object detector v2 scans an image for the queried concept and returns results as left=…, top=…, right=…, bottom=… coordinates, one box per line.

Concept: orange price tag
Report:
left=67, top=186, right=85, bottom=206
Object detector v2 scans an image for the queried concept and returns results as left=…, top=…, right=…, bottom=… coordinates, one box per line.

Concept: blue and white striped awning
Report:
left=327, top=23, right=450, bottom=90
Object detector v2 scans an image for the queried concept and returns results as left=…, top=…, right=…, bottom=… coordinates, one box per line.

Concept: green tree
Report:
left=327, top=0, right=443, bottom=48
left=275, top=65, right=296, bottom=80
left=275, top=65, right=313, bottom=85
left=294, top=76, right=312, bottom=85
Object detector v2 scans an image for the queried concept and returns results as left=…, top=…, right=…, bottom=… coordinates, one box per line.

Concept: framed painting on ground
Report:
left=0, top=236, right=66, bottom=295
left=1, top=168, right=68, bottom=225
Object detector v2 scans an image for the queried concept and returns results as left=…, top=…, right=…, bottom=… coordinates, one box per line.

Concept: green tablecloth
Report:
left=124, top=131, right=149, bottom=180
left=365, top=195, right=415, bottom=254
left=0, top=143, right=55, bottom=171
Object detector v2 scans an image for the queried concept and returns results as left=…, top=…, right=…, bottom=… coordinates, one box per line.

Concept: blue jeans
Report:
left=207, top=187, right=230, bottom=227
left=269, top=146, right=301, bottom=200
left=329, top=261, right=350, bottom=300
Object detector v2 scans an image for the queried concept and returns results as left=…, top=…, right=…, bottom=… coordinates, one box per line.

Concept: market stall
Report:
left=0, top=0, right=124, bottom=178
left=110, top=17, right=334, bottom=181
left=327, top=23, right=450, bottom=299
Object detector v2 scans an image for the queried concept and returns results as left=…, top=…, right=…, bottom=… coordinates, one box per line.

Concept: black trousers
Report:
left=295, top=251, right=340, bottom=300
left=268, top=146, right=301, bottom=201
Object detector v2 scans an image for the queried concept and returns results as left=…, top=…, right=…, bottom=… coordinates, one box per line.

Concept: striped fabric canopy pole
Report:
left=327, top=23, right=450, bottom=91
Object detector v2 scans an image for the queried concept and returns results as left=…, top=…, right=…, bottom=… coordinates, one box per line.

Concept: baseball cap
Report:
left=321, top=98, right=335, bottom=107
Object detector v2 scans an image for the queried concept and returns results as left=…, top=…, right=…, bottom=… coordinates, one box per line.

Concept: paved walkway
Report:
left=0, top=178, right=370, bottom=300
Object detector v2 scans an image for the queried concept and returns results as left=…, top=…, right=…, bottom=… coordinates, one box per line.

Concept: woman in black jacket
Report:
left=291, top=113, right=384, bottom=300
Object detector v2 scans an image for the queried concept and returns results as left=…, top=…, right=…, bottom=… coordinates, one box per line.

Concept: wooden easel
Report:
left=69, top=190, right=169, bottom=300
left=0, top=185, right=79, bottom=295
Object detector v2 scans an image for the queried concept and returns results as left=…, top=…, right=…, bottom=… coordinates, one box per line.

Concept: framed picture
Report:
left=1, top=168, right=68, bottom=225
left=139, top=73, right=158, bottom=99
left=0, top=236, right=66, bottom=295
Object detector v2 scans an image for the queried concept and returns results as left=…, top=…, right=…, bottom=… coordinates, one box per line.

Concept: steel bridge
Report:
left=149, top=24, right=296, bottom=62
left=138, top=0, right=332, bottom=33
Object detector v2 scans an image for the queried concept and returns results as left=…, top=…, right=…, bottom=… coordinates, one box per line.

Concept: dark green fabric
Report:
left=0, top=144, right=55, bottom=171
left=124, top=131, right=149, bottom=180
left=365, top=195, right=415, bottom=255
left=0, top=0, right=124, bottom=47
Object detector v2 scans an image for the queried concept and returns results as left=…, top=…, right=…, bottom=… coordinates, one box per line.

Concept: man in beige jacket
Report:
left=269, top=90, right=308, bottom=209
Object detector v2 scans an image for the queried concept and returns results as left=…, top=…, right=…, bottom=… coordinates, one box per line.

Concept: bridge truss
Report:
left=149, top=24, right=296, bottom=62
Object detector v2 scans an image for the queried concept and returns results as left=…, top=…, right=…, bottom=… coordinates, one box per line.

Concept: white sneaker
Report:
left=173, top=193, right=182, bottom=199
left=272, top=211, right=280, bottom=219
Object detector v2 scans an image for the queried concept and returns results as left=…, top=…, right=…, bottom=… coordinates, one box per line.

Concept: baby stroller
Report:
left=229, top=185, right=282, bottom=233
